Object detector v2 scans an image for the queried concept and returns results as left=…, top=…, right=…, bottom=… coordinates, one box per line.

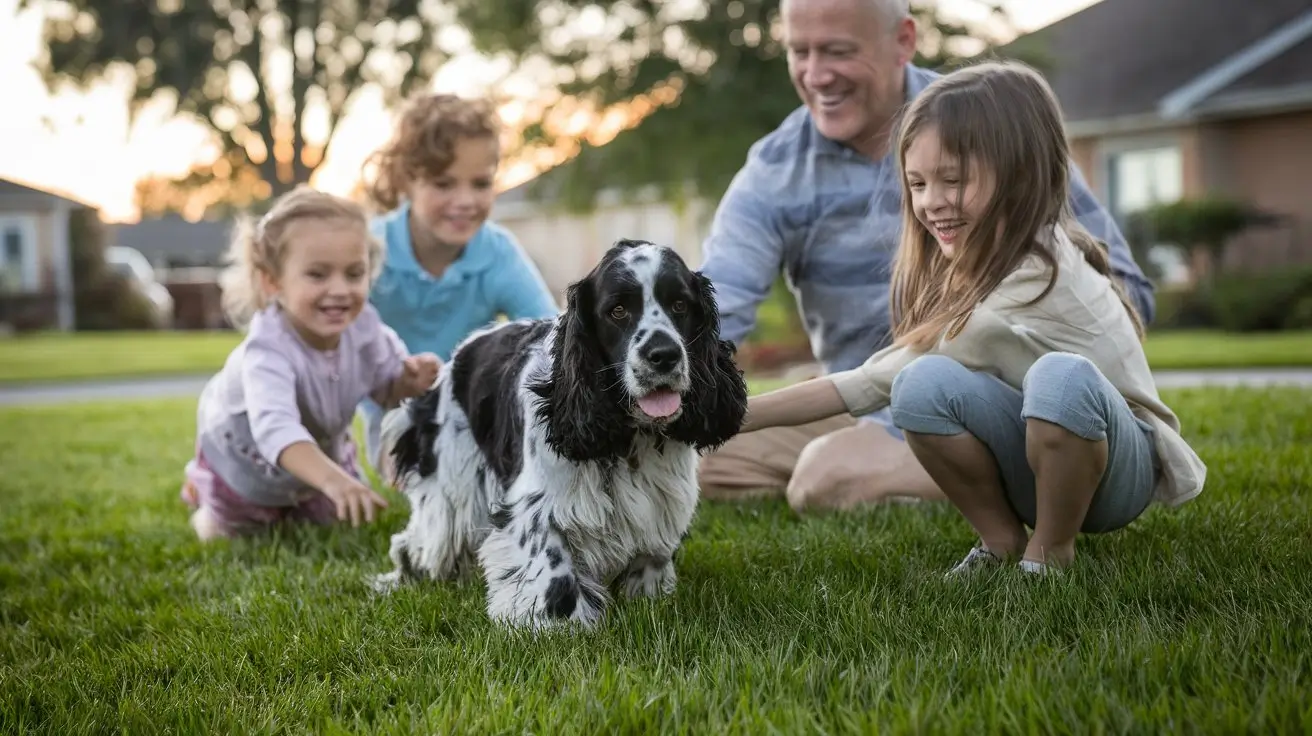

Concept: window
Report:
left=1105, top=145, right=1183, bottom=226
left=0, top=216, right=39, bottom=293
left=1104, top=144, right=1190, bottom=286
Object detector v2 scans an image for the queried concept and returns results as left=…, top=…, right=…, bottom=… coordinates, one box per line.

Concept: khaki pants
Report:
left=698, top=414, right=944, bottom=511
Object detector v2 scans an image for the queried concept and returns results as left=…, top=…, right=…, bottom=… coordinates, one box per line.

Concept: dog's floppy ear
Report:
left=385, top=388, right=442, bottom=482
left=667, top=271, right=748, bottom=452
left=531, top=276, right=634, bottom=463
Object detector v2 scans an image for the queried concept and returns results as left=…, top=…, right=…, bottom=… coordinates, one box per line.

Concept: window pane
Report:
left=3, top=229, right=20, bottom=263
left=1110, top=146, right=1182, bottom=222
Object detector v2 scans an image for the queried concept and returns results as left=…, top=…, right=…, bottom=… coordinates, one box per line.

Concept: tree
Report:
left=23, top=0, right=453, bottom=199
left=134, top=149, right=271, bottom=220
left=1128, top=197, right=1285, bottom=292
left=452, top=0, right=1037, bottom=211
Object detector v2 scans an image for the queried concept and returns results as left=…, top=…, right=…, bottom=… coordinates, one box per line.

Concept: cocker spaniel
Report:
left=370, top=239, right=748, bottom=628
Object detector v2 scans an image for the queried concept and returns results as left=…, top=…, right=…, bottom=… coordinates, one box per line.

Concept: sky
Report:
left=0, top=0, right=1099, bottom=222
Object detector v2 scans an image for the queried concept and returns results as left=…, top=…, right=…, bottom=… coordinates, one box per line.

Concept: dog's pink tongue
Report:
left=637, top=388, right=681, bottom=418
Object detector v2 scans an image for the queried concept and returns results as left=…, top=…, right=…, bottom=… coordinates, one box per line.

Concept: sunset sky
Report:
left=0, top=0, right=1098, bottom=222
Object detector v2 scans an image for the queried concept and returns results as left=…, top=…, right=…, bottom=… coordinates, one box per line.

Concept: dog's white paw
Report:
left=622, top=557, right=676, bottom=599
left=367, top=570, right=404, bottom=595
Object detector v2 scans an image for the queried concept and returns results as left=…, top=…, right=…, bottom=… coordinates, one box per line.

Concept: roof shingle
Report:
left=1003, top=0, right=1312, bottom=123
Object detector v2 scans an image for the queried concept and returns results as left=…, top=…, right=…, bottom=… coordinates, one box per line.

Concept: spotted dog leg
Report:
left=478, top=495, right=607, bottom=629
left=620, top=554, right=677, bottom=599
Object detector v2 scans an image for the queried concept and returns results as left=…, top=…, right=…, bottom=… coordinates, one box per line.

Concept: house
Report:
left=105, top=215, right=236, bottom=330
left=1006, top=0, right=1312, bottom=275
left=109, top=213, right=234, bottom=273
left=0, top=177, right=90, bottom=331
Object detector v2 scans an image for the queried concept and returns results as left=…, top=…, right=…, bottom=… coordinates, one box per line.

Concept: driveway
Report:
left=1, top=368, right=1310, bottom=408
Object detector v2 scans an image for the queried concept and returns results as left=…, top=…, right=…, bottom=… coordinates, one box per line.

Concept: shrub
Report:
left=1153, top=266, right=1312, bottom=332
left=1128, top=197, right=1285, bottom=292
left=1208, top=267, right=1312, bottom=332
left=69, top=209, right=159, bottom=331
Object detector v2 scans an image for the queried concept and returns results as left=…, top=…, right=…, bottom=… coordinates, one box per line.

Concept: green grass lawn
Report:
left=1, top=328, right=1309, bottom=386
left=0, top=330, right=241, bottom=385
left=2, top=387, right=1310, bottom=732
left=1143, top=329, right=1312, bottom=370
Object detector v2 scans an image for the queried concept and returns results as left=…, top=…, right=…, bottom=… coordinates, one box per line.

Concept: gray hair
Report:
left=869, top=0, right=911, bottom=26
left=782, top=0, right=911, bottom=28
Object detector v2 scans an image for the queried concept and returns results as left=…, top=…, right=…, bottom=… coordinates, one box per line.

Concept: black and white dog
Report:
left=371, top=239, right=748, bottom=628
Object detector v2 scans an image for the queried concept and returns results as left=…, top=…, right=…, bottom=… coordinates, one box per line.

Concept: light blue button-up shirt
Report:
left=367, top=202, right=560, bottom=362
left=700, top=63, right=1155, bottom=376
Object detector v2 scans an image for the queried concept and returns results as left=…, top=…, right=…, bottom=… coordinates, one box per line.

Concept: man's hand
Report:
left=320, top=475, right=389, bottom=527
left=396, top=353, right=441, bottom=400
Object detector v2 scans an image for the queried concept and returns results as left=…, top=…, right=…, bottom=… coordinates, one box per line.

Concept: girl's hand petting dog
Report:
left=395, top=353, right=441, bottom=400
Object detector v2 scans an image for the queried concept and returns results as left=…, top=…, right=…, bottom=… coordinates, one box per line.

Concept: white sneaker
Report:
left=944, top=546, right=1004, bottom=578
left=1019, top=559, right=1064, bottom=576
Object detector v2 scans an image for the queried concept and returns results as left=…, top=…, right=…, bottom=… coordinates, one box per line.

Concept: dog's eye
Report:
left=610, top=305, right=628, bottom=320
left=671, top=300, right=687, bottom=314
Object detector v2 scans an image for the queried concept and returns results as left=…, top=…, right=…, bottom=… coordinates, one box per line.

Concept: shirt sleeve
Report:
left=827, top=288, right=1054, bottom=418
left=1067, top=161, right=1157, bottom=325
left=698, top=162, right=789, bottom=348
left=827, top=341, right=920, bottom=417
left=494, top=234, right=561, bottom=320
left=241, top=339, right=315, bottom=466
left=367, top=319, right=412, bottom=406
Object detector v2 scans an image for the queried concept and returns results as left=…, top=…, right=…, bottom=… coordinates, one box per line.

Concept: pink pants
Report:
left=180, top=437, right=363, bottom=535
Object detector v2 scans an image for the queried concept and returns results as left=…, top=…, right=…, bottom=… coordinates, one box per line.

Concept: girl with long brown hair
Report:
left=740, top=60, right=1206, bottom=575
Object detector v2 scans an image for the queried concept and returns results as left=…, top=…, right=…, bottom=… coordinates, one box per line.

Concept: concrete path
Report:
left=0, top=373, right=213, bottom=407
left=1150, top=367, right=1312, bottom=389
left=1, top=368, right=1310, bottom=408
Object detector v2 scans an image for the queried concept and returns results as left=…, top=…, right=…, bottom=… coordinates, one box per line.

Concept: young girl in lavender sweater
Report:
left=180, top=186, right=440, bottom=541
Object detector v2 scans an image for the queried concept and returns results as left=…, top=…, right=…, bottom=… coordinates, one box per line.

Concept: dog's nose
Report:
left=640, top=334, right=682, bottom=372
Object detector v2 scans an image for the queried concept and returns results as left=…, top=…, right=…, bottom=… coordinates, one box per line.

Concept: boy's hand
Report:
left=398, top=353, right=441, bottom=398
left=320, top=476, right=389, bottom=527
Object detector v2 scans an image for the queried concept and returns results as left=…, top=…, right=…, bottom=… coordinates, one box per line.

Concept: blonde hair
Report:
left=888, top=59, right=1145, bottom=351
left=219, top=185, right=382, bottom=329
left=363, top=93, right=502, bottom=211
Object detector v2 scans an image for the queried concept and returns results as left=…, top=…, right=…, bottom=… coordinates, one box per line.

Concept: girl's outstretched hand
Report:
left=321, top=475, right=389, bottom=527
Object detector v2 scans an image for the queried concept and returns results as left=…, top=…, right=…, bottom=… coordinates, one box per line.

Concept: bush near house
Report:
left=1127, top=197, right=1284, bottom=291
left=1154, top=267, right=1312, bottom=332
left=69, top=209, right=159, bottom=331
left=1126, top=195, right=1310, bottom=333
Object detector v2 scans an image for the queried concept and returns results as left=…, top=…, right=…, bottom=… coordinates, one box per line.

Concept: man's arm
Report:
left=699, top=166, right=789, bottom=347
left=1067, top=162, right=1157, bottom=325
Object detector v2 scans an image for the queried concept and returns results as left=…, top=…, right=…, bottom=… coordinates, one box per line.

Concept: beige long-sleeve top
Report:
left=828, top=226, right=1206, bottom=508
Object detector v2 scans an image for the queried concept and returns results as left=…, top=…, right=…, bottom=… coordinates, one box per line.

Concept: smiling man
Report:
left=696, top=0, right=1156, bottom=512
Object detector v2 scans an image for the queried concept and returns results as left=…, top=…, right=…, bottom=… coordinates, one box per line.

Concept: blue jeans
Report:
left=888, top=352, right=1159, bottom=532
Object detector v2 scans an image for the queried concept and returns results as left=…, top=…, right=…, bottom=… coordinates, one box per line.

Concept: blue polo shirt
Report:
left=368, top=202, right=560, bottom=361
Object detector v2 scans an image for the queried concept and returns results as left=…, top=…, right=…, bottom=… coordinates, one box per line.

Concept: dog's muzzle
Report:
left=631, top=332, right=687, bottom=421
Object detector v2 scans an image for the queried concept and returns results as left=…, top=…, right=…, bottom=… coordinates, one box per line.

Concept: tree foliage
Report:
left=1127, top=196, right=1287, bottom=291
left=134, top=150, right=270, bottom=220
left=453, top=0, right=1039, bottom=211
left=22, top=0, right=452, bottom=203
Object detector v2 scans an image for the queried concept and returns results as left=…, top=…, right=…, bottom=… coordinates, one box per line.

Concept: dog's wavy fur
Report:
left=370, top=240, right=747, bottom=628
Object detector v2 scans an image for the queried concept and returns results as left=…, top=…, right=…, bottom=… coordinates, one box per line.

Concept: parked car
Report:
left=105, top=245, right=174, bottom=327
